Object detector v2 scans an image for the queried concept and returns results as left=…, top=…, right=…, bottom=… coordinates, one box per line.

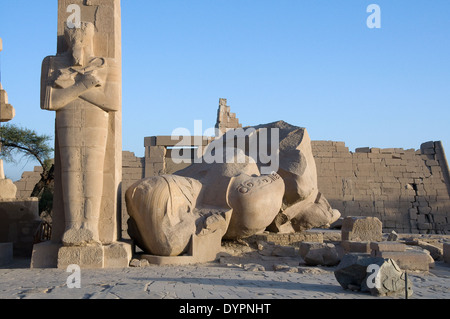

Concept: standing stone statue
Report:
left=41, top=22, right=120, bottom=246
left=32, top=0, right=131, bottom=269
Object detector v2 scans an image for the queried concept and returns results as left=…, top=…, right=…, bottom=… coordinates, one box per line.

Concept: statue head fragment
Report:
left=64, top=22, right=95, bottom=66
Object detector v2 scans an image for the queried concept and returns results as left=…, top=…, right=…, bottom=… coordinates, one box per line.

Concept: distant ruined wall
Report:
left=14, top=167, right=43, bottom=199
left=121, top=151, right=145, bottom=239
left=311, top=141, right=450, bottom=234
left=15, top=140, right=450, bottom=236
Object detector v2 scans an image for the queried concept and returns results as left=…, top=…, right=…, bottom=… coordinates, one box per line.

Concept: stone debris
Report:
left=341, top=216, right=383, bottom=242
left=341, top=241, right=371, bottom=254
left=256, top=241, right=298, bottom=257
left=370, top=242, right=407, bottom=253
left=243, top=263, right=265, bottom=272
left=334, top=253, right=413, bottom=298
left=299, top=242, right=341, bottom=266
left=370, top=242, right=434, bottom=272
left=387, top=230, right=399, bottom=241
left=404, top=239, right=444, bottom=261
left=129, top=258, right=150, bottom=268
left=273, top=264, right=299, bottom=273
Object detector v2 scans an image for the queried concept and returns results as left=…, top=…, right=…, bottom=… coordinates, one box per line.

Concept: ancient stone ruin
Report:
left=215, top=98, right=242, bottom=136
left=0, top=38, right=41, bottom=265
left=0, top=2, right=448, bottom=301
left=31, top=0, right=131, bottom=269
left=125, top=117, right=341, bottom=264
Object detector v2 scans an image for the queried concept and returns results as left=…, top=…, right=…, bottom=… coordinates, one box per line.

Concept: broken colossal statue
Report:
left=126, top=120, right=340, bottom=259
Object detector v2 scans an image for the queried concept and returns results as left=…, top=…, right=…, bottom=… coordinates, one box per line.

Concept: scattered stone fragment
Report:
left=273, top=264, right=298, bottom=273
left=370, top=242, right=407, bottom=253
left=411, top=240, right=443, bottom=261
left=334, top=253, right=413, bottom=297
left=129, top=259, right=140, bottom=267
left=226, top=263, right=243, bottom=269
left=300, top=242, right=340, bottom=266
left=140, top=259, right=150, bottom=267
left=341, top=217, right=383, bottom=242
left=271, top=246, right=297, bottom=257
left=129, top=258, right=150, bottom=268
left=243, top=263, right=265, bottom=272
left=297, top=266, right=330, bottom=275
left=370, top=241, right=435, bottom=271
left=387, top=231, right=399, bottom=242
left=341, top=241, right=371, bottom=254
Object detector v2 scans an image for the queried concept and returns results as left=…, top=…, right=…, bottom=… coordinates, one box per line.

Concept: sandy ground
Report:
left=0, top=238, right=449, bottom=301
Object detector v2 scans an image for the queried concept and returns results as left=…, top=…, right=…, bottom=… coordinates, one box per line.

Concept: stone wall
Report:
left=14, top=167, right=43, bottom=199
left=311, top=141, right=450, bottom=234
left=216, top=98, right=242, bottom=135
left=120, top=152, right=145, bottom=239
left=0, top=198, right=40, bottom=257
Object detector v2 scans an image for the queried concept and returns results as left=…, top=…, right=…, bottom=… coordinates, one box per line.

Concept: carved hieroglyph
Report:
left=41, top=0, right=122, bottom=247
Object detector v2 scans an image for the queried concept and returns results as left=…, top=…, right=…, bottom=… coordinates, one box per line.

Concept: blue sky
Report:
left=0, top=0, right=449, bottom=181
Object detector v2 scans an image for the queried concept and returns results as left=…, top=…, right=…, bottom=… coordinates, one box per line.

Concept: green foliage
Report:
left=0, top=123, right=53, bottom=168
left=0, top=123, right=55, bottom=217
left=39, top=182, right=54, bottom=215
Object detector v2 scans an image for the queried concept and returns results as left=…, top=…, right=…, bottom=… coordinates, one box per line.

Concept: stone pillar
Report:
left=0, top=37, right=17, bottom=183
left=215, top=98, right=242, bottom=136
left=31, top=0, right=131, bottom=269
left=0, top=77, right=17, bottom=197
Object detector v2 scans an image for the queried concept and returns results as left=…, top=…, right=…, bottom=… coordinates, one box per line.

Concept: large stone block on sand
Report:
left=30, top=242, right=61, bottom=269
left=341, top=217, right=383, bottom=242
left=141, top=231, right=223, bottom=266
left=341, top=241, right=371, bottom=253
left=334, top=253, right=413, bottom=297
left=370, top=242, right=407, bottom=253
left=371, top=249, right=434, bottom=271
left=104, top=242, right=133, bottom=268
left=299, top=242, right=341, bottom=266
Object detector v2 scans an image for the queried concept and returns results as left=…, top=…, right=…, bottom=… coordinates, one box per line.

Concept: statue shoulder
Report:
left=42, top=54, right=71, bottom=72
